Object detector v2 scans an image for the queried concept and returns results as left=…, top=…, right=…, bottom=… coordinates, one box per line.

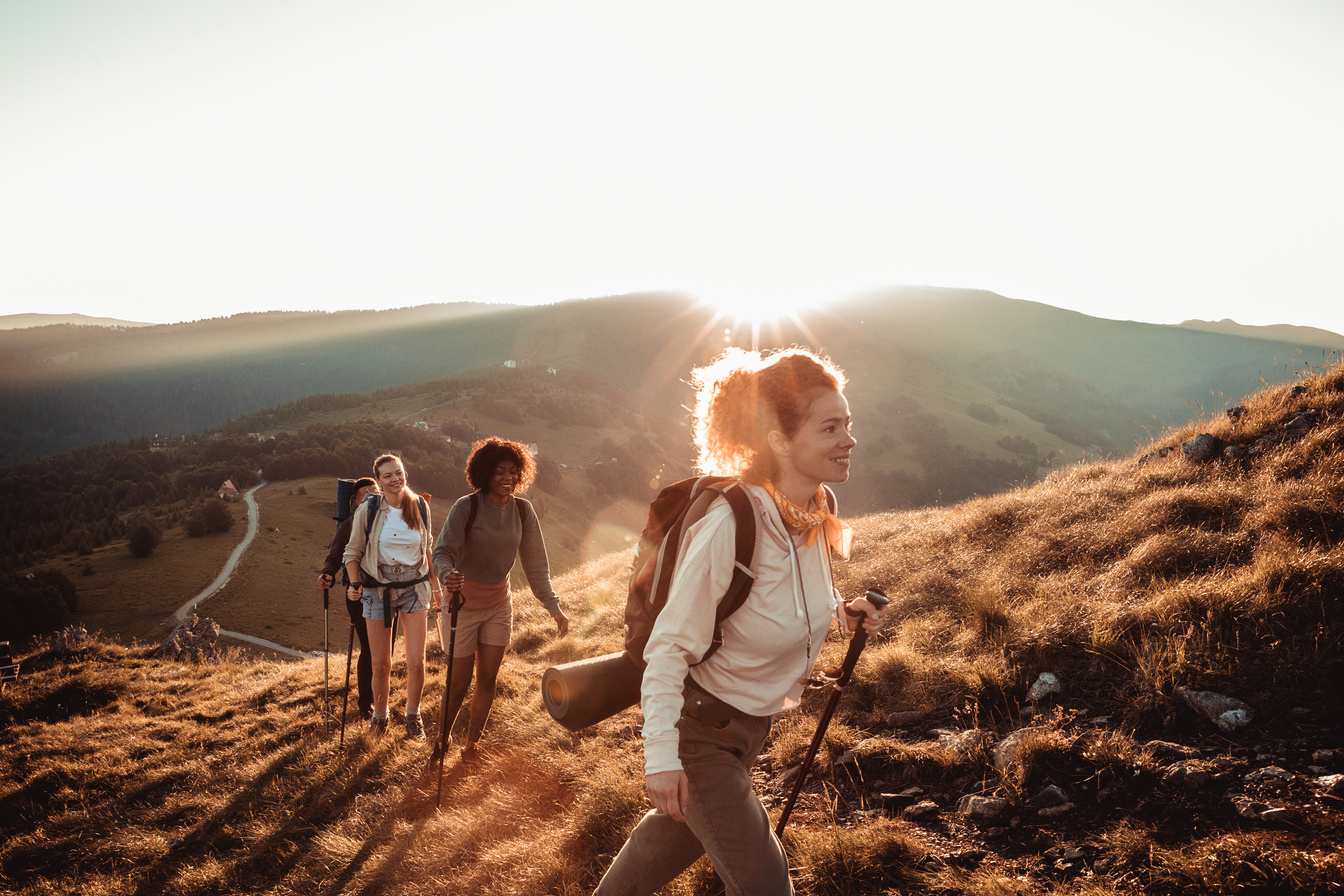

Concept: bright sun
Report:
left=691, top=284, right=829, bottom=350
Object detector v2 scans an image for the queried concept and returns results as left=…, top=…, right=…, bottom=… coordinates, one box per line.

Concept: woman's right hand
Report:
left=646, top=770, right=690, bottom=822
left=346, top=583, right=363, bottom=602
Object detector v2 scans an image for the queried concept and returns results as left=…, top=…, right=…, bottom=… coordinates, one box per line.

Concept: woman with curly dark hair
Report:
left=432, top=437, right=569, bottom=760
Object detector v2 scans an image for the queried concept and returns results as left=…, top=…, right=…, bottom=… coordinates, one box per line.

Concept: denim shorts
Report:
left=361, top=563, right=431, bottom=622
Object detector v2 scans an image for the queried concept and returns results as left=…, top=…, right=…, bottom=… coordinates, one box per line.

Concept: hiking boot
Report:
left=369, top=715, right=389, bottom=736
left=405, top=713, right=426, bottom=741
left=461, top=742, right=481, bottom=763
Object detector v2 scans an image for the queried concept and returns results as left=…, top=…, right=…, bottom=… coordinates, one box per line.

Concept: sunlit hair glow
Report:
left=691, top=346, right=846, bottom=482
left=465, top=437, right=537, bottom=494
left=372, top=453, right=424, bottom=531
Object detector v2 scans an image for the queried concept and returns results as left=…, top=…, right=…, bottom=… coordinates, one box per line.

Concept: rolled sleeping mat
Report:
left=542, top=651, right=643, bottom=733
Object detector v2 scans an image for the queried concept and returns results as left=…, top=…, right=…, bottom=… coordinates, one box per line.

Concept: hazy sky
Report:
left=2, top=0, right=1341, bottom=334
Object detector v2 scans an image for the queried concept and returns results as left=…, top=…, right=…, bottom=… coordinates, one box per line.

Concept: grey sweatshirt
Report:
left=431, top=493, right=561, bottom=616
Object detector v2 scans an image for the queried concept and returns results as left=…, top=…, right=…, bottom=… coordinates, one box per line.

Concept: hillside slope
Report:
left=7, top=291, right=1333, bottom=518
left=3, top=360, right=1342, bottom=895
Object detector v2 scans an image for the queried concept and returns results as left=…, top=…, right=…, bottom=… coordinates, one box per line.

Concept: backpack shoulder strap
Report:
left=464, top=492, right=480, bottom=539
left=363, top=494, right=382, bottom=539
left=693, top=479, right=758, bottom=666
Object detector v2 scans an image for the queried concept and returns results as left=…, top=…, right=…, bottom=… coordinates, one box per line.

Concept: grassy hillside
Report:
left=3, top=360, right=1342, bottom=895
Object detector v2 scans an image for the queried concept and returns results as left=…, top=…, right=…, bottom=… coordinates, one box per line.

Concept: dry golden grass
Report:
left=4, top=360, right=1344, bottom=894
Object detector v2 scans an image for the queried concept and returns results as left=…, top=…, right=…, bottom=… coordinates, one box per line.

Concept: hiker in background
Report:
left=594, top=347, right=889, bottom=896
left=432, top=436, right=569, bottom=761
left=317, top=475, right=379, bottom=721
left=343, top=454, right=437, bottom=739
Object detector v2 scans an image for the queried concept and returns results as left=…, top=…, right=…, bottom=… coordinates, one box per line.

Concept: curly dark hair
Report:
left=464, top=437, right=537, bottom=494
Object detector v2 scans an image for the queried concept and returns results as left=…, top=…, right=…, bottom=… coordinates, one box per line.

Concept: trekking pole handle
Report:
left=323, top=586, right=329, bottom=610
left=843, top=587, right=890, bottom=617
left=835, top=588, right=889, bottom=687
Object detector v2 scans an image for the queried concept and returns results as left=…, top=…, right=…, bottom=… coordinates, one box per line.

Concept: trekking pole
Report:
left=432, top=589, right=464, bottom=808
left=339, top=619, right=355, bottom=747
left=775, top=588, right=889, bottom=837
left=323, top=587, right=330, bottom=740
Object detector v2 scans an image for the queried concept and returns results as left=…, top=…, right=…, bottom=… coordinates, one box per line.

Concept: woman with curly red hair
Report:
left=432, top=437, right=568, bottom=760
left=594, top=347, right=888, bottom=896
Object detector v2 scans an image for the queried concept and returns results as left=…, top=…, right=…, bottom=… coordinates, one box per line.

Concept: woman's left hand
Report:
left=845, top=595, right=889, bottom=636
left=552, top=610, right=570, bottom=638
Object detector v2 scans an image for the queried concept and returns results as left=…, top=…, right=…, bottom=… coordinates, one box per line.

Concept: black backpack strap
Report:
left=363, top=494, right=382, bottom=539
left=692, top=480, right=757, bottom=666
left=464, top=492, right=480, bottom=539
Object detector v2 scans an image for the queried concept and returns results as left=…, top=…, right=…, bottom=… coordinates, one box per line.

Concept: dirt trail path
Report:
left=172, top=475, right=308, bottom=659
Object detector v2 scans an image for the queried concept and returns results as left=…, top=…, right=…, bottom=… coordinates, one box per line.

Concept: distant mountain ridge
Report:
left=1176, top=317, right=1344, bottom=348
left=2, top=290, right=1341, bottom=512
left=0, top=312, right=158, bottom=330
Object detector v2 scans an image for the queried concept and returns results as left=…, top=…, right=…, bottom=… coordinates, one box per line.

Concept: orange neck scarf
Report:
left=762, top=480, right=852, bottom=559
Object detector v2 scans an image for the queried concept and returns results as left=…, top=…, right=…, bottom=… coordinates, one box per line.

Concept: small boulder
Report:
left=1316, top=774, right=1344, bottom=796
left=992, top=727, right=1051, bottom=770
left=1028, top=785, right=1071, bottom=808
left=1182, top=434, right=1226, bottom=463
left=153, top=614, right=222, bottom=663
left=1243, top=766, right=1294, bottom=785
left=1028, top=672, right=1063, bottom=702
left=958, top=794, right=1010, bottom=822
left=935, top=728, right=994, bottom=760
left=1163, top=762, right=1211, bottom=790
left=904, top=800, right=940, bottom=822
left=1175, top=687, right=1254, bottom=732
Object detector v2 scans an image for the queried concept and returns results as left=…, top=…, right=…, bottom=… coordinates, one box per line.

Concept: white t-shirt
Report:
left=377, top=507, right=422, bottom=567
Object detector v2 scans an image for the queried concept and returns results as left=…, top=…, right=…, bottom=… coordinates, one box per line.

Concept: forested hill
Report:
left=3, top=289, right=1340, bottom=499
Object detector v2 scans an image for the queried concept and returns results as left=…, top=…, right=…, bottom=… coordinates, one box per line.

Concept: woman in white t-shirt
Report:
left=343, top=454, right=438, bottom=739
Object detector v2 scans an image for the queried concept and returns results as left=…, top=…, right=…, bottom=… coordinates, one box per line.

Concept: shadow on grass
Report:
left=324, top=751, right=475, bottom=896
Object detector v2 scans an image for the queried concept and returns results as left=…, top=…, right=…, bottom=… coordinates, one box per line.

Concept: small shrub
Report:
left=127, top=515, right=161, bottom=558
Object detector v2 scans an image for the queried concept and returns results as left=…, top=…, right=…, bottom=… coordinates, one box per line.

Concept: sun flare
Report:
left=690, top=284, right=832, bottom=350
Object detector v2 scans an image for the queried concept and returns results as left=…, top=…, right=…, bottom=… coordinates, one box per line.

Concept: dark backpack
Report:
left=623, top=476, right=839, bottom=670
left=540, top=476, right=836, bottom=732
left=334, top=477, right=360, bottom=522
left=622, top=476, right=759, bottom=670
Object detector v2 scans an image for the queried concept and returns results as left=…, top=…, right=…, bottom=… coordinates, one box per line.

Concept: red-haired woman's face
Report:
left=773, top=388, right=855, bottom=492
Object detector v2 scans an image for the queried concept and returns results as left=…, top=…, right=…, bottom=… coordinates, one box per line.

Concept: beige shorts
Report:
left=444, top=599, right=512, bottom=654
